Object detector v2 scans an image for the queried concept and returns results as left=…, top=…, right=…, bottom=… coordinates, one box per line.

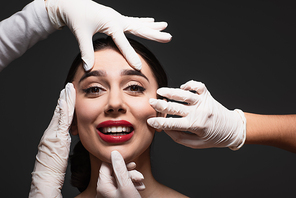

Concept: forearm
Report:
left=245, top=113, right=296, bottom=153
left=0, top=0, right=56, bottom=71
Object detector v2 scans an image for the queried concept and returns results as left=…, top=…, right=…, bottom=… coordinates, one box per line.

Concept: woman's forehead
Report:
left=75, top=48, right=155, bottom=82
left=93, top=49, right=151, bottom=72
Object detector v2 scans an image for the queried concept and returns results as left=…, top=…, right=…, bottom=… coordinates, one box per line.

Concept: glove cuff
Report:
left=229, top=109, right=246, bottom=151
left=29, top=171, right=64, bottom=198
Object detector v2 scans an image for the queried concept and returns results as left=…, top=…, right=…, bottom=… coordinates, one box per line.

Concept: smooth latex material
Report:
left=46, top=0, right=172, bottom=71
left=148, top=80, right=246, bottom=150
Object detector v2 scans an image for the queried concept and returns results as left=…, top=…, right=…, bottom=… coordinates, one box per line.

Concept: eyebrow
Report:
left=79, top=70, right=107, bottom=83
left=79, top=69, right=149, bottom=83
left=121, top=69, right=149, bottom=82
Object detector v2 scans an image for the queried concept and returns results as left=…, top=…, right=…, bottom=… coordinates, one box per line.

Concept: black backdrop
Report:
left=1, top=0, right=296, bottom=197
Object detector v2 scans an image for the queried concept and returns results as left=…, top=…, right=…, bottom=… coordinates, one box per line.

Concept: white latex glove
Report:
left=45, top=0, right=172, bottom=71
left=147, top=80, right=246, bottom=150
left=97, top=150, right=145, bottom=198
left=29, top=83, right=75, bottom=198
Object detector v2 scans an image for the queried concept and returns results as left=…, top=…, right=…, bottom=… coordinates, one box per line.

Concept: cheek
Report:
left=75, top=96, right=104, bottom=125
left=127, top=95, right=157, bottom=121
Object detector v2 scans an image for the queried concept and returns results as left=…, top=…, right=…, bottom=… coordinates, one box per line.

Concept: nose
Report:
left=104, top=89, right=127, bottom=115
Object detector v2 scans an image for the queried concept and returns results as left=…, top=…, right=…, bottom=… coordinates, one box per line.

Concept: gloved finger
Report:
left=111, top=150, right=131, bottom=187
left=180, top=80, right=207, bottom=95
left=65, top=83, right=76, bottom=121
left=128, top=170, right=144, bottom=183
left=60, top=83, right=76, bottom=143
left=142, top=21, right=169, bottom=31
left=43, top=85, right=69, bottom=138
left=62, top=83, right=75, bottom=132
left=164, top=130, right=209, bottom=149
left=126, top=162, right=136, bottom=171
left=133, top=181, right=145, bottom=191
left=131, top=27, right=172, bottom=43
left=97, top=162, right=116, bottom=195
left=128, top=169, right=145, bottom=191
left=149, top=98, right=188, bottom=116
left=137, top=17, right=155, bottom=22
left=75, top=30, right=94, bottom=71
left=98, top=162, right=113, bottom=181
left=111, top=31, right=142, bottom=70
left=157, top=87, right=199, bottom=105
left=126, top=162, right=145, bottom=191
left=57, top=91, right=68, bottom=133
left=127, top=17, right=167, bottom=31
left=147, top=117, right=189, bottom=131
left=57, top=83, right=76, bottom=134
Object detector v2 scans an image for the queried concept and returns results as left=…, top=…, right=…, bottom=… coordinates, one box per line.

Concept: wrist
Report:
left=229, top=109, right=246, bottom=150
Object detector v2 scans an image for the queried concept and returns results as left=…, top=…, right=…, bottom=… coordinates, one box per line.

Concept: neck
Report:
left=133, top=148, right=161, bottom=197
left=80, top=148, right=162, bottom=198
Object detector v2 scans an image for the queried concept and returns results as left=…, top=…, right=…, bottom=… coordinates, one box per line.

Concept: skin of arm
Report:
left=245, top=113, right=296, bottom=153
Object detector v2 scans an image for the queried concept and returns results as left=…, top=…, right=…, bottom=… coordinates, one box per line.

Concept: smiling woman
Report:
left=65, top=37, right=187, bottom=197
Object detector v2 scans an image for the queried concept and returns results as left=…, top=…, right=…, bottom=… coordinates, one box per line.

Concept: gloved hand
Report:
left=147, top=80, right=246, bottom=150
left=29, top=83, right=75, bottom=198
left=97, top=151, right=145, bottom=198
left=45, top=0, right=172, bottom=71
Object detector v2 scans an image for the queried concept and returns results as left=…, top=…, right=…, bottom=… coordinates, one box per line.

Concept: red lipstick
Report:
left=97, top=120, right=134, bottom=144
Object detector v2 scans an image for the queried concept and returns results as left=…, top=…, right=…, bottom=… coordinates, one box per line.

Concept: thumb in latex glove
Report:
left=97, top=150, right=145, bottom=198
left=29, top=83, right=75, bottom=198
left=46, top=0, right=172, bottom=71
left=147, top=80, right=246, bottom=150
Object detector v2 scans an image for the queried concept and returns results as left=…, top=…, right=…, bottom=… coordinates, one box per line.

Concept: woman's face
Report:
left=72, top=48, right=159, bottom=163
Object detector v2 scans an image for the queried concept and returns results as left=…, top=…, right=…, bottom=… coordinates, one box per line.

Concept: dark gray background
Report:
left=1, top=0, right=296, bottom=197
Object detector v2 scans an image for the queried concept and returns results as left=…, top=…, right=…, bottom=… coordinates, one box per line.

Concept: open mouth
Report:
left=97, top=120, right=134, bottom=143
left=99, top=126, right=134, bottom=136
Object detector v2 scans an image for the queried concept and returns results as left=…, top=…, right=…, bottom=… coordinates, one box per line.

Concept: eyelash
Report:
left=82, top=86, right=104, bottom=95
left=82, top=84, right=146, bottom=96
left=124, top=84, right=146, bottom=94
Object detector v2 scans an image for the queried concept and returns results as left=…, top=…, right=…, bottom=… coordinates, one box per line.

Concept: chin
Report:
left=103, top=146, right=144, bottom=164
left=94, top=138, right=152, bottom=164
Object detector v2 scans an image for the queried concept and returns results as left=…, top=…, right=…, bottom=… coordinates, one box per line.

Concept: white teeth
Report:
left=102, top=126, right=132, bottom=133
left=117, top=126, right=122, bottom=132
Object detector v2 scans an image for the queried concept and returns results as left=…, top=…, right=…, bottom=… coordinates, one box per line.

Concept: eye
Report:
left=125, top=84, right=146, bottom=94
left=82, top=86, right=104, bottom=96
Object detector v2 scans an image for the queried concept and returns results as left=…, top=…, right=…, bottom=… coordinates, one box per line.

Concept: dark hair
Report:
left=65, top=36, right=167, bottom=88
left=67, top=36, right=167, bottom=192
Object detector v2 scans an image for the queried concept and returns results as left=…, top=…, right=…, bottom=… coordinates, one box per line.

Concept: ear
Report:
left=155, top=98, right=167, bottom=132
left=70, top=113, right=78, bottom=135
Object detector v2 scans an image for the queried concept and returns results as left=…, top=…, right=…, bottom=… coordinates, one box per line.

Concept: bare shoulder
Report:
left=156, top=183, right=189, bottom=198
